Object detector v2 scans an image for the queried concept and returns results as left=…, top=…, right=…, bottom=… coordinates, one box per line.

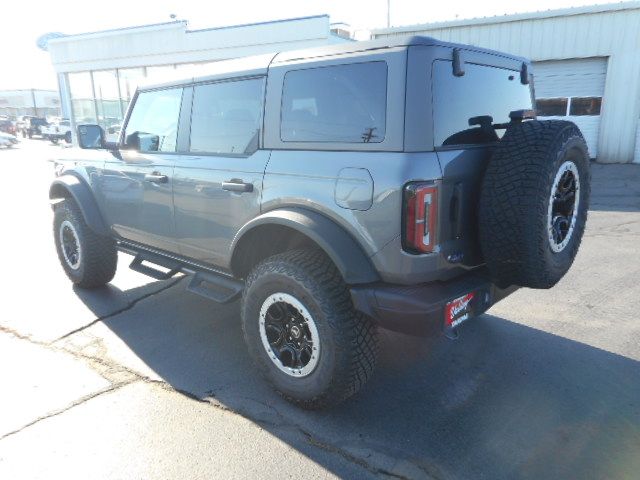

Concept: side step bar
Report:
left=129, top=252, right=182, bottom=280
left=124, top=246, right=244, bottom=303
left=186, top=272, right=243, bottom=304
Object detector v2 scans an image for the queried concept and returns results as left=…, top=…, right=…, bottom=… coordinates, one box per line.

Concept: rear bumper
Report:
left=350, top=268, right=518, bottom=337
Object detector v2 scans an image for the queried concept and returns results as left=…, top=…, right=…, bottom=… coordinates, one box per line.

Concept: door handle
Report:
left=222, top=179, right=253, bottom=193
left=144, top=173, right=168, bottom=184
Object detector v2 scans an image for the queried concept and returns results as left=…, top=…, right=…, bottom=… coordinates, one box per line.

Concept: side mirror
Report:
left=125, top=131, right=160, bottom=152
left=77, top=124, right=105, bottom=149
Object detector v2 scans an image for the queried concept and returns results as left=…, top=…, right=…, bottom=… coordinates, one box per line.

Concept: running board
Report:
left=186, top=271, right=243, bottom=304
left=123, top=244, right=243, bottom=303
left=129, top=252, right=181, bottom=280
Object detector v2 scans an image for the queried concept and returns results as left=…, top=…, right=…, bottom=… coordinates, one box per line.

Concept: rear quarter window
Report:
left=432, top=60, right=533, bottom=147
left=280, top=62, right=387, bottom=143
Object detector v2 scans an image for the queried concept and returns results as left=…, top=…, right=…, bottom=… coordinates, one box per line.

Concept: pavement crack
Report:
left=54, top=277, right=183, bottom=343
left=0, top=381, right=133, bottom=441
left=0, top=325, right=46, bottom=347
left=1, top=325, right=434, bottom=479
left=297, top=428, right=411, bottom=479
left=143, top=379, right=211, bottom=404
left=194, top=392, right=434, bottom=480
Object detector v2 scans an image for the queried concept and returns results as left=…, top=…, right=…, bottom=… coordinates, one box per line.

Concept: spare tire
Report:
left=479, top=120, right=590, bottom=289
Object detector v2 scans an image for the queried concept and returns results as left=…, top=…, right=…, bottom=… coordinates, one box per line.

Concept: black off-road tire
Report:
left=241, top=249, right=379, bottom=409
left=53, top=199, right=118, bottom=288
left=65, top=131, right=72, bottom=144
left=479, top=120, right=591, bottom=289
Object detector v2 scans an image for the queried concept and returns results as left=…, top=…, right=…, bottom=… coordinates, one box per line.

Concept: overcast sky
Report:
left=1, top=0, right=622, bottom=90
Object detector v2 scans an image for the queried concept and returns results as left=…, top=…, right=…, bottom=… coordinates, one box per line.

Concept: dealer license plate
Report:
left=445, top=292, right=475, bottom=328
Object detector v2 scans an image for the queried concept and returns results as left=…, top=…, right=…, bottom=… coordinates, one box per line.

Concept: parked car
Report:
left=0, top=119, right=17, bottom=136
left=19, top=116, right=48, bottom=138
left=42, top=119, right=72, bottom=144
left=49, top=36, right=591, bottom=408
left=0, top=131, right=19, bottom=148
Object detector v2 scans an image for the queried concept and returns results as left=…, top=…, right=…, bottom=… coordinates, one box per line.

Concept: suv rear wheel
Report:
left=53, top=199, right=118, bottom=288
left=241, top=249, right=378, bottom=409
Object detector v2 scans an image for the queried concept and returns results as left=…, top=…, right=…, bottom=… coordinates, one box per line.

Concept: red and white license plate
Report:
left=445, top=292, right=475, bottom=328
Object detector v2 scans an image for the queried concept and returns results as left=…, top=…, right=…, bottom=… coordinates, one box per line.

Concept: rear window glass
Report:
left=432, top=60, right=533, bottom=147
left=281, top=62, right=387, bottom=143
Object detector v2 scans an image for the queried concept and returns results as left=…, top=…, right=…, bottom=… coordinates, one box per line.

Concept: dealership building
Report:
left=373, top=1, right=640, bottom=164
left=46, top=15, right=350, bottom=141
left=45, top=3, right=640, bottom=163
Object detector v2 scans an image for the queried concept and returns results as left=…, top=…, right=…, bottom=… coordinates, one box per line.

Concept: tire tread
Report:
left=479, top=120, right=590, bottom=288
left=242, top=249, right=378, bottom=409
left=54, top=200, right=117, bottom=288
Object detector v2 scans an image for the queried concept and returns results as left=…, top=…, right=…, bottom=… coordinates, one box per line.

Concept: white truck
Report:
left=42, top=119, right=72, bottom=144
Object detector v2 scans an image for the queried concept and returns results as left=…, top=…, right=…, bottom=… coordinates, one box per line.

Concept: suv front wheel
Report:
left=241, top=249, right=378, bottom=409
left=53, top=199, right=118, bottom=288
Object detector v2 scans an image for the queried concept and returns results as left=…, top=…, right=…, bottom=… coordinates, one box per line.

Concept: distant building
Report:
left=0, top=89, right=60, bottom=118
left=372, top=1, right=640, bottom=164
left=45, top=15, right=351, bottom=141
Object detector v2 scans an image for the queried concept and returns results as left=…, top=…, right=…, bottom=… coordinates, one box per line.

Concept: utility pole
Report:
left=31, top=89, right=38, bottom=117
left=387, top=0, right=391, bottom=27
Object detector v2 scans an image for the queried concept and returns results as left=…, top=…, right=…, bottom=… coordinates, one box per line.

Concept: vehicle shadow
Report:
left=75, top=278, right=640, bottom=480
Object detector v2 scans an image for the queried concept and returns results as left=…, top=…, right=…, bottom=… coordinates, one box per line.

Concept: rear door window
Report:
left=432, top=60, right=533, bottom=147
left=281, top=62, right=387, bottom=143
left=123, top=88, right=183, bottom=153
left=189, top=78, right=264, bottom=155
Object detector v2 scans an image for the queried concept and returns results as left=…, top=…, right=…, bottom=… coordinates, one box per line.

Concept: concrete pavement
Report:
left=0, top=139, right=638, bottom=479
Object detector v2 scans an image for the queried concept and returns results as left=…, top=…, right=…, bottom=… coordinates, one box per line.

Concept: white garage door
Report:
left=533, top=58, right=607, bottom=158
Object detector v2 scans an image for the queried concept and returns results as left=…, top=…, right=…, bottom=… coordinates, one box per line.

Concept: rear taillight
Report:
left=403, top=183, right=438, bottom=253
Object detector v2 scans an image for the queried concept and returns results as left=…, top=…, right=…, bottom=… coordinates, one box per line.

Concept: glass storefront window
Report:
left=68, top=72, right=96, bottom=125
left=92, top=70, right=122, bottom=141
left=145, top=65, right=181, bottom=84
left=66, top=63, right=226, bottom=143
left=118, top=68, right=144, bottom=104
left=118, top=67, right=145, bottom=123
left=174, top=62, right=217, bottom=79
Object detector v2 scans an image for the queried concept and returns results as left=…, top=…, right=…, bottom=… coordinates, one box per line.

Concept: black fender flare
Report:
left=230, top=208, right=380, bottom=285
left=49, top=174, right=110, bottom=236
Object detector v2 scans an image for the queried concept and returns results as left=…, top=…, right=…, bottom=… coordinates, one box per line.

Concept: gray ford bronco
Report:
left=50, top=36, right=590, bottom=408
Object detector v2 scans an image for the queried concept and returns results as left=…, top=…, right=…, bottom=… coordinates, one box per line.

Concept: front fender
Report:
left=49, top=174, right=110, bottom=236
left=231, top=208, right=380, bottom=285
